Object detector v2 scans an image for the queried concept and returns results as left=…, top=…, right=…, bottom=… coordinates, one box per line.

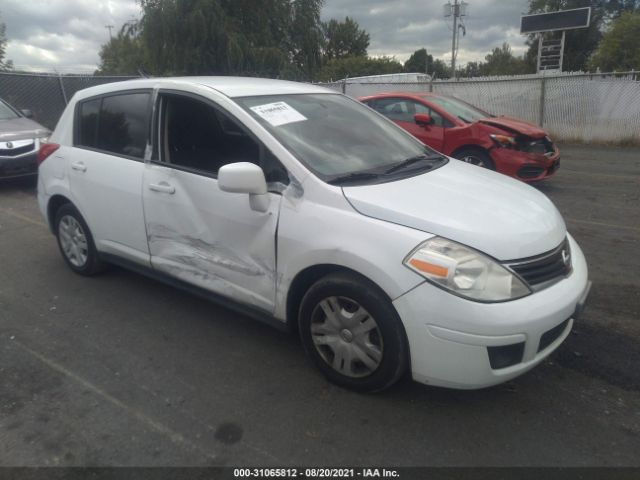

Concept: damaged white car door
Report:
left=142, top=91, right=282, bottom=312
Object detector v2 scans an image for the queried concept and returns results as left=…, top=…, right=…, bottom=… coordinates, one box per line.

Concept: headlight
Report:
left=38, top=136, right=50, bottom=144
left=490, top=134, right=517, bottom=148
left=404, top=237, right=531, bottom=302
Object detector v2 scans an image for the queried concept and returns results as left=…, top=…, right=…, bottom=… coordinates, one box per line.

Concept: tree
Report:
left=0, top=16, right=13, bottom=70
left=98, top=0, right=328, bottom=80
left=404, top=48, right=432, bottom=74
left=590, top=11, right=640, bottom=70
left=98, top=23, right=145, bottom=75
left=322, top=16, right=369, bottom=59
left=316, top=55, right=403, bottom=81
left=480, top=43, right=531, bottom=76
left=290, top=0, right=325, bottom=79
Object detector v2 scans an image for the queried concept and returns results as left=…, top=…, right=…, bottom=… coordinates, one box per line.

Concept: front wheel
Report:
left=454, top=148, right=495, bottom=170
left=298, top=272, right=409, bottom=392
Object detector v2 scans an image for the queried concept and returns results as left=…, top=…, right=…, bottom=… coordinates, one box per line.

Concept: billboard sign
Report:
left=520, top=7, right=591, bottom=34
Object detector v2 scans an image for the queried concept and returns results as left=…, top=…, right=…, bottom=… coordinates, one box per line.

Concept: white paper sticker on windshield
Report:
left=250, top=102, right=307, bottom=127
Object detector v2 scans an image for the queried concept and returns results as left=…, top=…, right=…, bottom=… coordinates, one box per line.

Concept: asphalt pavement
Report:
left=1, top=145, right=639, bottom=466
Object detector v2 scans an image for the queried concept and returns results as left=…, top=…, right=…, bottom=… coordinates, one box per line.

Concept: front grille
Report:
left=0, top=142, right=35, bottom=157
left=506, top=239, right=572, bottom=288
left=518, top=136, right=555, bottom=155
left=517, top=165, right=545, bottom=178
left=538, top=318, right=570, bottom=352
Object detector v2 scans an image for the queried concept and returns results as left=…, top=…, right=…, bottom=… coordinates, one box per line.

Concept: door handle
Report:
left=71, top=161, right=86, bottom=172
left=149, top=182, right=175, bottom=194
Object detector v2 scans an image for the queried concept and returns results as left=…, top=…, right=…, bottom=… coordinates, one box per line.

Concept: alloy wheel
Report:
left=58, top=215, right=89, bottom=267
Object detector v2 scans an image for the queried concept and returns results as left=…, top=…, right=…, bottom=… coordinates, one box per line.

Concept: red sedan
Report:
left=359, top=92, right=560, bottom=181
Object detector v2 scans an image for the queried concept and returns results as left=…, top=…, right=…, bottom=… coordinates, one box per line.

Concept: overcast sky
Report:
left=2, top=0, right=531, bottom=72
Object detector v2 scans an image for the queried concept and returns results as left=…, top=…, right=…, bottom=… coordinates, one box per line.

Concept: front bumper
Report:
left=490, top=146, right=560, bottom=182
left=0, top=152, right=38, bottom=179
left=393, top=234, right=589, bottom=389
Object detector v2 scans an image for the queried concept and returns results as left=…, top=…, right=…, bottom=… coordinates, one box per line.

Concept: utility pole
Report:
left=105, top=25, right=114, bottom=40
left=451, top=0, right=458, bottom=79
left=445, top=0, right=467, bottom=80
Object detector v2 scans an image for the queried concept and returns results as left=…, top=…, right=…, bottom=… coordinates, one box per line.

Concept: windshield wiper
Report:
left=458, top=115, right=471, bottom=123
left=384, top=154, right=444, bottom=175
left=327, top=171, right=383, bottom=186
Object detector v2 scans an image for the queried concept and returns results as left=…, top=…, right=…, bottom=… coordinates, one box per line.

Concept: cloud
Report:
left=2, top=0, right=140, bottom=71
left=1, top=0, right=530, bottom=72
left=322, top=0, right=530, bottom=64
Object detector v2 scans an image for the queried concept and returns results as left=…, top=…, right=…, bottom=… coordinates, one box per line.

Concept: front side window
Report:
left=160, top=94, right=288, bottom=184
left=236, top=93, right=445, bottom=182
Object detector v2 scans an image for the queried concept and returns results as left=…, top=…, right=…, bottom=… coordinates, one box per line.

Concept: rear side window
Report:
left=76, top=92, right=150, bottom=159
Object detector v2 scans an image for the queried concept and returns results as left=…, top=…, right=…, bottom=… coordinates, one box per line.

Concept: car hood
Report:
left=0, top=117, right=49, bottom=141
left=342, top=159, right=566, bottom=261
left=478, top=116, right=546, bottom=138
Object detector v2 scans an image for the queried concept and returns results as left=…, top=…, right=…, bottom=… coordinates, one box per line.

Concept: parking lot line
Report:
left=12, top=339, right=219, bottom=463
left=0, top=207, right=47, bottom=228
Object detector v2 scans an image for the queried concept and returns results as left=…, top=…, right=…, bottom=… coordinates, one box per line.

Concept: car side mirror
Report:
left=218, top=162, right=270, bottom=212
left=21, top=109, right=34, bottom=119
left=414, top=113, right=433, bottom=128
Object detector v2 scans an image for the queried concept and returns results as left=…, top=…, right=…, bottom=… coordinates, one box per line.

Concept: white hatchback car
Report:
left=38, top=77, right=591, bottom=392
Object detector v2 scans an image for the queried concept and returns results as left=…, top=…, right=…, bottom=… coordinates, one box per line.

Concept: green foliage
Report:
left=403, top=48, right=431, bottom=73
left=322, top=17, right=369, bottom=59
left=98, top=0, right=327, bottom=80
left=430, top=59, right=451, bottom=78
left=403, top=49, right=451, bottom=78
left=98, top=23, right=145, bottom=75
left=453, top=43, right=532, bottom=78
left=316, top=55, right=403, bottom=82
left=590, top=11, right=640, bottom=70
left=478, top=43, right=531, bottom=76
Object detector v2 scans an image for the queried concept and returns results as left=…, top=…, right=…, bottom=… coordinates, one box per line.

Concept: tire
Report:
left=54, top=203, right=105, bottom=276
left=298, top=272, right=409, bottom=392
left=454, top=147, right=495, bottom=170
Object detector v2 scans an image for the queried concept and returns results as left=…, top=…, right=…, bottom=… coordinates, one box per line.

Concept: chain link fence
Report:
left=321, top=72, right=640, bottom=144
left=2, top=70, right=638, bottom=143
left=0, top=72, right=140, bottom=130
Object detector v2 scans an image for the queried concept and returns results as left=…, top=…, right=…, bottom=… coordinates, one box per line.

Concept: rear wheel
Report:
left=54, top=204, right=104, bottom=276
left=298, top=272, right=408, bottom=392
left=454, top=147, right=495, bottom=170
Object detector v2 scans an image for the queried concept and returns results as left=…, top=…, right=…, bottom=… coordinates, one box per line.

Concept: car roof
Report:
left=73, top=76, right=335, bottom=100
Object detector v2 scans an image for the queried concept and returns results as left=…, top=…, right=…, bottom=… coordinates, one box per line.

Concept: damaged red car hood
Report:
left=479, top=116, right=547, bottom=138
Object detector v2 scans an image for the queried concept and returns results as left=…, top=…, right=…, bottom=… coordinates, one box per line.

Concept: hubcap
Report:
left=462, top=155, right=488, bottom=168
left=58, top=215, right=88, bottom=267
left=310, top=296, right=383, bottom=378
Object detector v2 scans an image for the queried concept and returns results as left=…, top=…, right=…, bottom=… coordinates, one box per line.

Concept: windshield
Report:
left=235, top=93, right=444, bottom=182
left=0, top=100, right=20, bottom=121
left=426, top=96, right=490, bottom=123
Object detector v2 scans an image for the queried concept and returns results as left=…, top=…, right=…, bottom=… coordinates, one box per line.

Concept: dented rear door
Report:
left=142, top=163, right=281, bottom=313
